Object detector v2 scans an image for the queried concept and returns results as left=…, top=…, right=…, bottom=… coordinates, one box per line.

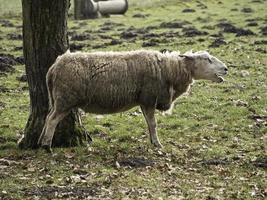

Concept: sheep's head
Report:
left=182, top=51, right=228, bottom=83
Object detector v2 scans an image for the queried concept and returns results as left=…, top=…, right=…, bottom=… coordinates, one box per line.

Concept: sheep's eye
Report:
left=207, top=58, right=212, bottom=64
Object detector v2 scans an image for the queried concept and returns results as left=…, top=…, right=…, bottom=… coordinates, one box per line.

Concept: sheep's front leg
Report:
left=141, top=106, right=162, bottom=148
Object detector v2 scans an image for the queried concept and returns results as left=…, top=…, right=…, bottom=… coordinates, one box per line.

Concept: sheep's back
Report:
left=52, top=51, right=165, bottom=113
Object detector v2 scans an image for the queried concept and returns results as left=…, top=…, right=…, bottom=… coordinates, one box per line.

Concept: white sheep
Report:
left=38, top=50, right=228, bottom=152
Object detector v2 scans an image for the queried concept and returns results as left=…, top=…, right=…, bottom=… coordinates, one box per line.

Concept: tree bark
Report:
left=19, top=0, right=91, bottom=149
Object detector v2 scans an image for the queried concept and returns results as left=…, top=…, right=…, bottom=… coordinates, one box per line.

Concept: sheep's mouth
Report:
left=214, top=73, right=225, bottom=83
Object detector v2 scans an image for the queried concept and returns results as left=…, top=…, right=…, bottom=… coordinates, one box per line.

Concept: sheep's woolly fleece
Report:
left=48, top=49, right=197, bottom=114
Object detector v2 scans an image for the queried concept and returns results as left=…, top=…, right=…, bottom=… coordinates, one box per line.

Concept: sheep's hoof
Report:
left=41, top=145, right=53, bottom=154
left=152, top=141, right=163, bottom=148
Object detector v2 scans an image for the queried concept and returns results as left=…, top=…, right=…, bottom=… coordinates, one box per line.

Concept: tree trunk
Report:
left=19, top=0, right=91, bottom=149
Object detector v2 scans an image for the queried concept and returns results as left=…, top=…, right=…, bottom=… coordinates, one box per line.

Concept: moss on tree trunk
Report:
left=19, top=0, right=91, bottom=149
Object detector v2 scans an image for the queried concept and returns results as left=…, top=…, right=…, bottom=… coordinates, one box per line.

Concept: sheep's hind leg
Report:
left=141, top=106, right=162, bottom=148
left=40, top=108, right=69, bottom=153
left=38, top=108, right=54, bottom=147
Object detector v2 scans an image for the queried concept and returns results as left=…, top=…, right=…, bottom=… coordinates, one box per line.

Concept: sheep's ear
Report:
left=160, top=49, right=171, bottom=54
left=179, top=54, right=193, bottom=59
left=181, top=49, right=194, bottom=59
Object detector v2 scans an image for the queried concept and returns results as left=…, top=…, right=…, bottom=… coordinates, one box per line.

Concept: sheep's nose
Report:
left=224, top=67, right=228, bottom=73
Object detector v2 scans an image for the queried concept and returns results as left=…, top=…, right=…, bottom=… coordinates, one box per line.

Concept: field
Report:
left=0, top=0, right=266, bottom=199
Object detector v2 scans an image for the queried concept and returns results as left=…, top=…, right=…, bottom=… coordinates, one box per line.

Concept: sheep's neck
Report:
left=170, top=59, right=193, bottom=98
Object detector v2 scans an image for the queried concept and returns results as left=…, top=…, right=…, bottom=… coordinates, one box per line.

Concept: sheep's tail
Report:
left=46, top=68, right=54, bottom=111
left=46, top=50, right=70, bottom=111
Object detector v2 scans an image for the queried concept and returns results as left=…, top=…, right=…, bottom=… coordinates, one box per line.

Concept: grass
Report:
left=0, top=0, right=267, bottom=199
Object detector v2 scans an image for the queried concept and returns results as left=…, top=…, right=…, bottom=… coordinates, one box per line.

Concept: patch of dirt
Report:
left=144, top=25, right=158, bottom=31
left=15, top=56, right=24, bottom=64
left=132, top=13, right=149, bottom=18
left=209, top=38, right=227, bottom=48
left=247, top=22, right=258, bottom=26
left=0, top=54, right=18, bottom=75
left=98, top=34, right=114, bottom=40
left=252, top=156, right=267, bottom=169
left=245, top=18, right=258, bottom=22
left=99, top=21, right=124, bottom=32
left=182, top=26, right=208, bottom=37
left=120, top=31, right=135, bottom=39
left=141, top=32, right=160, bottom=39
left=217, top=22, right=255, bottom=36
left=0, top=63, right=15, bottom=75
left=142, top=40, right=158, bottom=47
left=7, top=33, right=22, bottom=40
left=182, top=8, right=196, bottom=13
left=105, top=39, right=123, bottom=46
left=159, top=31, right=180, bottom=38
left=0, top=53, right=17, bottom=65
left=13, top=46, right=23, bottom=51
left=25, top=186, right=98, bottom=199
left=70, top=33, right=93, bottom=41
left=143, top=37, right=170, bottom=46
left=260, top=26, right=267, bottom=35
left=250, top=0, right=263, bottom=3
left=210, top=32, right=223, bottom=38
left=235, top=29, right=255, bottom=37
left=198, top=158, right=229, bottom=166
left=160, top=20, right=190, bottom=29
left=0, top=19, right=14, bottom=27
left=217, top=22, right=237, bottom=31
left=120, top=27, right=145, bottom=39
left=196, top=2, right=207, bottom=9
left=1, top=53, right=24, bottom=64
left=241, top=7, right=254, bottom=13
left=118, top=157, right=155, bottom=168
left=92, top=44, right=106, bottom=49
left=99, top=26, right=113, bottom=31
left=69, top=43, right=86, bottom=51
left=254, top=40, right=267, bottom=45
left=197, top=38, right=205, bottom=42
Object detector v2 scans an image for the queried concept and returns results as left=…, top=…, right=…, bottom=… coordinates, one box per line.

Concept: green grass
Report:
left=0, top=0, right=267, bottom=199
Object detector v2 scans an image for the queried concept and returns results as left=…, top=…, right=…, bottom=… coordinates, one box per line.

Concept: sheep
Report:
left=38, top=49, right=228, bottom=152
